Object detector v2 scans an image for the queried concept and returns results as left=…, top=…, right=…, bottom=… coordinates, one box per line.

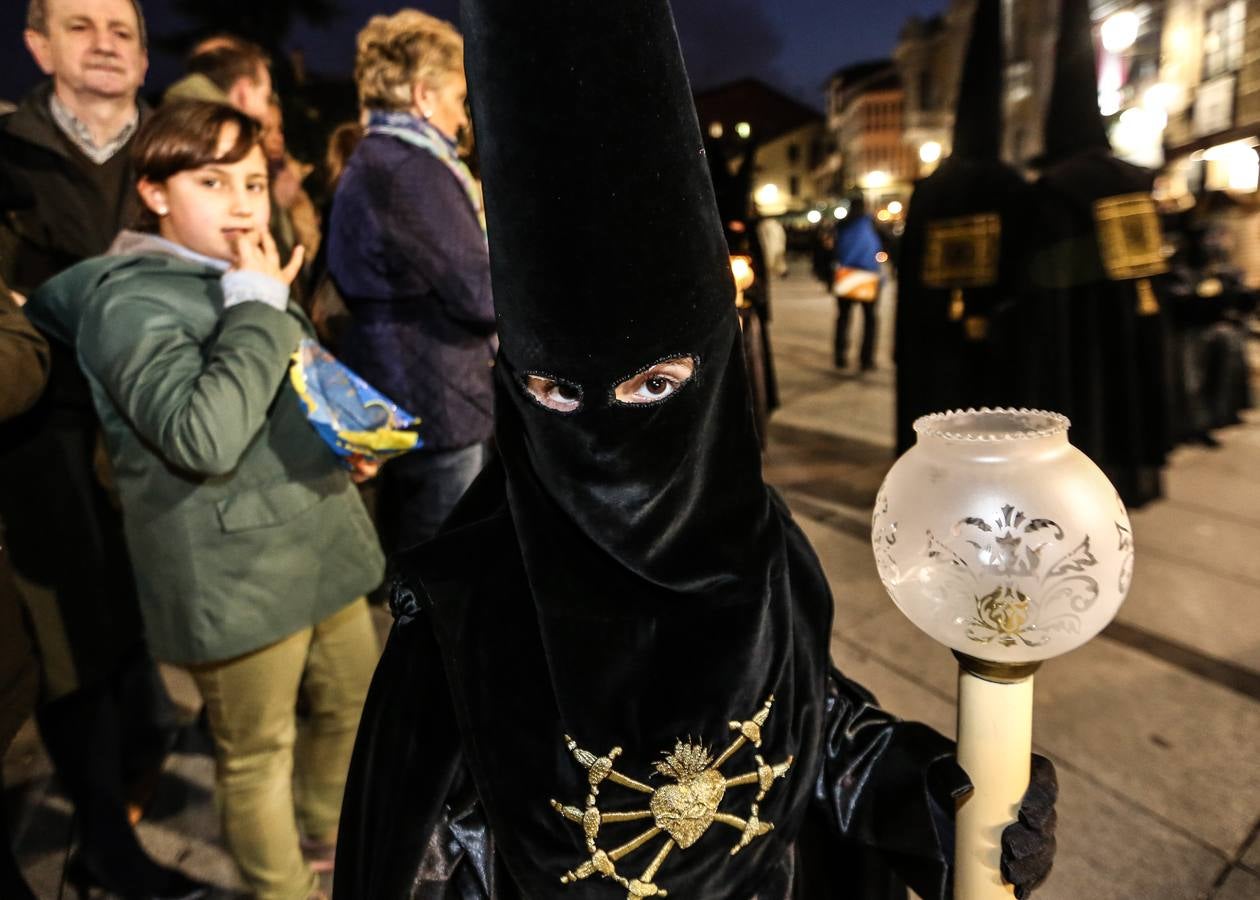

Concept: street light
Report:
left=833, top=206, right=848, bottom=220
left=919, top=141, right=943, bottom=164
left=806, top=209, right=823, bottom=224
left=1100, top=10, right=1140, bottom=53
left=872, top=408, right=1133, bottom=899
left=861, top=170, right=891, bottom=189
left=735, top=121, right=752, bottom=139
left=1203, top=141, right=1260, bottom=192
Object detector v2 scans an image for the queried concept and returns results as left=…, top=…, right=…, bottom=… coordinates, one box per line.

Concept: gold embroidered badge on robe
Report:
left=923, top=212, right=1002, bottom=290
left=1093, top=193, right=1167, bottom=281
left=550, top=695, right=793, bottom=899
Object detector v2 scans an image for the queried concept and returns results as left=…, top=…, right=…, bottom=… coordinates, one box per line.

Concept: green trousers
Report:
left=189, top=599, right=377, bottom=900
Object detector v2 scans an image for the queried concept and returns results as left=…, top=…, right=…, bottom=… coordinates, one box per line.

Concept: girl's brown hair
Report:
left=131, top=101, right=263, bottom=231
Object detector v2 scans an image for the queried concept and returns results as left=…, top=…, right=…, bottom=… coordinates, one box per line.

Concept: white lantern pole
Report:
left=953, top=655, right=1037, bottom=899
left=871, top=409, right=1134, bottom=899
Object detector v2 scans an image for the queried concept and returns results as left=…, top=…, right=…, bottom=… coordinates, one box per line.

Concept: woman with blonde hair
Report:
left=327, top=9, right=495, bottom=556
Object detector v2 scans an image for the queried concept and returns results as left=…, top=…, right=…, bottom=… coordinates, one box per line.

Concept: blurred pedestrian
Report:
left=262, top=94, right=321, bottom=262
left=0, top=2, right=199, bottom=895
left=832, top=193, right=883, bottom=371
left=0, top=278, right=49, bottom=900
left=1162, top=195, right=1257, bottom=444
left=164, top=33, right=271, bottom=122
left=757, top=216, right=788, bottom=277
left=25, top=101, right=385, bottom=900
left=328, top=9, right=495, bottom=554
left=323, top=122, right=364, bottom=197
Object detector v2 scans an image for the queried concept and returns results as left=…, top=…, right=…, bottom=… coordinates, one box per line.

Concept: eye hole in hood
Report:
left=520, top=372, right=584, bottom=414
left=611, top=355, right=697, bottom=407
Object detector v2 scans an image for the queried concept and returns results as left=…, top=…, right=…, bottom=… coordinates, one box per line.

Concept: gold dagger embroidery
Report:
left=550, top=696, right=793, bottom=899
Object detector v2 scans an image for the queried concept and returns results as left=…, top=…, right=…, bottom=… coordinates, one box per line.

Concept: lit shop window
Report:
left=1204, top=0, right=1246, bottom=79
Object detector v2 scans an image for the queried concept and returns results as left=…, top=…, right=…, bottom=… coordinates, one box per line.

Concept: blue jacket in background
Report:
left=327, top=132, right=496, bottom=452
left=834, top=215, right=883, bottom=274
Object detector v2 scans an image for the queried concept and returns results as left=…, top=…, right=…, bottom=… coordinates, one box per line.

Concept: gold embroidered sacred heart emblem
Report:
left=649, top=755, right=726, bottom=848
left=550, top=696, right=793, bottom=899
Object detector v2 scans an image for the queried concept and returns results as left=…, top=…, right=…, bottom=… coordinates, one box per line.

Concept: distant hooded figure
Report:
left=333, top=2, right=1059, bottom=898
left=705, top=133, right=780, bottom=418
left=1023, top=0, right=1171, bottom=506
left=893, top=0, right=1032, bottom=453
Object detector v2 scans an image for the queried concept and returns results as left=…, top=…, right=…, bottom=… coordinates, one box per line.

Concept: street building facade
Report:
left=818, top=60, right=918, bottom=221
left=894, top=1, right=970, bottom=174
left=693, top=78, right=824, bottom=217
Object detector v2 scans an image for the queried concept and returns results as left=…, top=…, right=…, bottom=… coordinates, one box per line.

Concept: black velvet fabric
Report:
left=894, top=159, right=1032, bottom=454
left=1040, top=0, right=1111, bottom=165
left=950, top=0, right=1002, bottom=160
left=334, top=464, right=967, bottom=899
left=335, top=2, right=977, bottom=897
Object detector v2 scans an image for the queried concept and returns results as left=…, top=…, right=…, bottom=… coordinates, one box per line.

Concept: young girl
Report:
left=28, top=100, right=385, bottom=900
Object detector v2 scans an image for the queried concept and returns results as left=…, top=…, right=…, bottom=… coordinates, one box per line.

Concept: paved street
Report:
left=6, top=261, right=1260, bottom=898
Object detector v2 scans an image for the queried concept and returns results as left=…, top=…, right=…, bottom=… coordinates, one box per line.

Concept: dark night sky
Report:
left=1, top=0, right=949, bottom=111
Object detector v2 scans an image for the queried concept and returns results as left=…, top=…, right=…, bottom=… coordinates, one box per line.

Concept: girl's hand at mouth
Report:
left=230, top=229, right=306, bottom=286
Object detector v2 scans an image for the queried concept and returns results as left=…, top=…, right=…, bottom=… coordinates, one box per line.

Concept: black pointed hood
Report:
left=464, top=1, right=736, bottom=382
left=951, top=0, right=1003, bottom=159
left=1042, top=0, right=1111, bottom=163
left=462, top=0, right=772, bottom=602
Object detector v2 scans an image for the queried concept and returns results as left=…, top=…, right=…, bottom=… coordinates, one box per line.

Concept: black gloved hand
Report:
left=1000, top=754, right=1058, bottom=899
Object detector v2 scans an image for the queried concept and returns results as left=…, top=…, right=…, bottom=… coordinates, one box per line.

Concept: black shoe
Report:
left=65, top=853, right=211, bottom=900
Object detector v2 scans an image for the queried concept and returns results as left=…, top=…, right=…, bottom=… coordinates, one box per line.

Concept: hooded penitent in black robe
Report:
left=1022, top=0, right=1170, bottom=507
left=894, top=0, right=1032, bottom=454
left=706, top=134, right=781, bottom=419
left=333, top=3, right=972, bottom=899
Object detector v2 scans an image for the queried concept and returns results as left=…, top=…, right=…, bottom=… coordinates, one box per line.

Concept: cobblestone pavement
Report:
left=6, top=259, right=1260, bottom=898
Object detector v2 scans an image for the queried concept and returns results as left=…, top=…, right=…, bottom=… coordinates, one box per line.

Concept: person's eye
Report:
left=522, top=374, right=582, bottom=413
left=247, top=182, right=267, bottom=193
left=199, top=177, right=221, bottom=189
left=613, top=356, right=696, bottom=405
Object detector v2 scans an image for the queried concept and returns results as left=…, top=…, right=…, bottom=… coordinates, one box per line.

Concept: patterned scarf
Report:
left=365, top=109, right=486, bottom=235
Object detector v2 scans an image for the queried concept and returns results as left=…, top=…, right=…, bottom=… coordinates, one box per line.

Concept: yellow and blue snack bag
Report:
left=289, top=338, right=422, bottom=467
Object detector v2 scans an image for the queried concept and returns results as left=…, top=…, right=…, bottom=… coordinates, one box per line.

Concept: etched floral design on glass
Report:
left=921, top=504, right=1100, bottom=648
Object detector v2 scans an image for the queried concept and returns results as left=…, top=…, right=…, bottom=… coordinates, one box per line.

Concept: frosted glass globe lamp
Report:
left=871, top=409, right=1133, bottom=898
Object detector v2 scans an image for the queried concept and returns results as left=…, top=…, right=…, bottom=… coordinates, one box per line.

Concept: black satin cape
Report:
left=335, top=1, right=964, bottom=896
